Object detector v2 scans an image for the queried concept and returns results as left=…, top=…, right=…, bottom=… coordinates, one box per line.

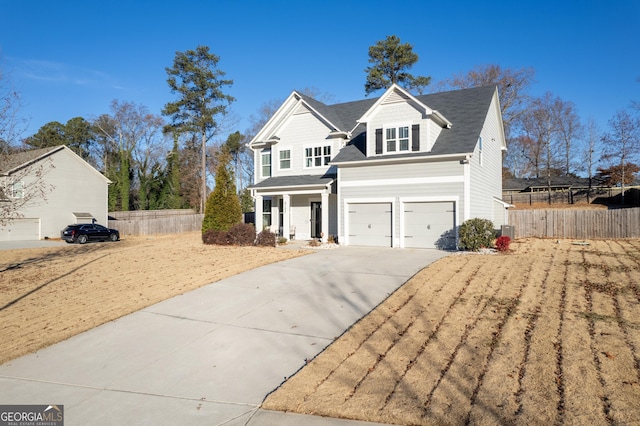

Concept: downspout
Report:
left=463, top=155, right=471, bottom=221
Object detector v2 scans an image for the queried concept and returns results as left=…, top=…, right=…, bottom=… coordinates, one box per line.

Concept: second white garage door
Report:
left=348, top=203, right=392, bottom=247
left=403, top=202, right=455, bottom=249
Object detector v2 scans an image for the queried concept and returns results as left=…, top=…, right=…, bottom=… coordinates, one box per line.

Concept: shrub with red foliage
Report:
left=495, top=235, right=511, bottom=252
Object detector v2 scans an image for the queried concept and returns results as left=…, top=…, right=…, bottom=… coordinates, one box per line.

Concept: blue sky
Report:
left=1, top=0, right=638, bottom=142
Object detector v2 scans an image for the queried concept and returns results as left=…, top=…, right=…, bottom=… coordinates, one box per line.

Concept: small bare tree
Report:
left=0, top=68, right=55, bottom=226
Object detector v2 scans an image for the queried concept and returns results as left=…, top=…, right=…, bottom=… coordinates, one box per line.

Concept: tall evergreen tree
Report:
left=364, top=35, right=431, bottom=95
left=162, top=45, right=235, bottom=213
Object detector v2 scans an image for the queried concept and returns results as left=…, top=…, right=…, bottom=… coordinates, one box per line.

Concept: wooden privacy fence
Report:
left=508, top=208, right=640, bottom=239
left=108, top=209, right=203, bottom=236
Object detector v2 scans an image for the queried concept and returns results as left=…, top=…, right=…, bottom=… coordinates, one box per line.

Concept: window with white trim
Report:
left=478, top=137, right=483, bottom=166
left=10, top=181, right=24, bottom=198
left=305, top=145, right=331, bottom=168
left=262, top=199, right=271, bottom=228
left=261, top=151, right=271, bottom=177
left=279, top=149, right=291, bottom=169
left=385, top=125, right=410, bottom=153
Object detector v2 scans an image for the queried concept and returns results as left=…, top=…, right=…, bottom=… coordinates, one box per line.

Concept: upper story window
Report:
left=279, top=150, right=291, bottom=169
left=478, top=137, right=483, bottom=166
left=10, top=181, right=24, bottom=198
left=261, top=152, right=271, bottom=177
left=305, top=146, right=331, bottom=168
left=376, top=124, right=419, bottom=155
left=385, top=126, right=410, bottom=153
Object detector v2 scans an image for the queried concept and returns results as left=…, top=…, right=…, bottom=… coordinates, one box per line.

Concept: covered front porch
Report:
left=250, top=176, right=337, bottom=243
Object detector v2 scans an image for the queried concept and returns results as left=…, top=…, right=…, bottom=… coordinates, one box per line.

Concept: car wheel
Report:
left=109, top=234, right=118, bottom=242
left=77, top=234, right=88, bottom=244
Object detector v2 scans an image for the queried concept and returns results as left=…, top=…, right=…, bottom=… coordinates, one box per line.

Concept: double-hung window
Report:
left=279, top=150, right=291, bottom=169
left=385, top=125, right=410, bottom=153
left=261, top=151, right=271, bottom=177
left=305, top=145, right=331, bottom=168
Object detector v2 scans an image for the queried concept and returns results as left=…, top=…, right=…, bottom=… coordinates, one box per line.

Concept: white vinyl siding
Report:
left=469, top=93, right=504, bottom=225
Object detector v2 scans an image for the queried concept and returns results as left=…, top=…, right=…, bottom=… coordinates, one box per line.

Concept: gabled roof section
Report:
left=356, top=84, right=452, bottom=130
left=0, top=145, right=111, bottom=183
left=0, top=146, right=63, bottom=175
left=250, top=91, right=351, bottom=147
left=332, top=86, right=498, bottom=164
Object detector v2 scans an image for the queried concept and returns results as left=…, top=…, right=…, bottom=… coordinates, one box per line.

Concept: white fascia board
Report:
left=356, top=84, right=434, bottom=125
left=431, top=110, right=453, bottom=129
left=331, top=152, right=472, bottom=167
left=7, top=145, right=111, bottom=184
left=61, top=145, right=113, bottom=184
left=252, top=181, right=335, bottom=194
left=4, top=145, right=62, bottom=175
left=249, top=91, right=300, bottom=148
left=492, top=89, right=508, bottom=150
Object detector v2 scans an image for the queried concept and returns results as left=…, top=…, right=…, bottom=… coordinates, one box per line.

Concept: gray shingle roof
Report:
left=0, top=146, right=62, bottom=175
left=301, top=86, right=497, bottom=164
left=249, top=174, right=335, bottom=189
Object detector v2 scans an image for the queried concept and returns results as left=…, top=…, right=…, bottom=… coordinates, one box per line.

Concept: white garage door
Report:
left=348, top=203, right=392, bottom=247
left=0, top=218, right=40, bottom=241
left=404, top=202, right=455, bottom=249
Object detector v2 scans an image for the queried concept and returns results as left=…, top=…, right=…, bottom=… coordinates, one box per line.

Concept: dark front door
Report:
left=310, top=202, right=322, bottom=238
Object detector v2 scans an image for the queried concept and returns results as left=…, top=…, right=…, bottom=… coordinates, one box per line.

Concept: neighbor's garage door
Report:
left=404, top=202, right=455, bottom=249
left=0, top=218, right=40, bottom=241
left=348, top=203, right=392, bottom=247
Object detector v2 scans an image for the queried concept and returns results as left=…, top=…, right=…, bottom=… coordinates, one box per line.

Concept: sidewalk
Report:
left=0, top=245, right=447, bottom=425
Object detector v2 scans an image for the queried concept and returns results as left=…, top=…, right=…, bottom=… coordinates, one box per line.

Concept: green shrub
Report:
left=255, top=229, right=276, bottom=247
left=458, top=218, right=495, bottom=251
left=202, top=154, right=242, bottom=234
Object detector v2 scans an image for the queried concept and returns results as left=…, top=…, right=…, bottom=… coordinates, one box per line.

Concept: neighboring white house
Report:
left=249, top=84, right=507, bottom=249
left=0, top=145, right=111, bottom=241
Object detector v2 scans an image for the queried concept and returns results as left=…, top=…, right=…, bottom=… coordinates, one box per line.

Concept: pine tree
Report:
left=202, top=152, right=242, bottom=232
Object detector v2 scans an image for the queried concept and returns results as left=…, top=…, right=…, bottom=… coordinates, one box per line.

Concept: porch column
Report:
left=254, top=194, right=263, bottom=233
left=282, top=194, right=291, bottom=240
left=321, top=192, right=329, bottom=243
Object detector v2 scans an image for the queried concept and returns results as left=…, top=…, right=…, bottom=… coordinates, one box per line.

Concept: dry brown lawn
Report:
left=263, top=238, right=640, bottom=425
left=0, top=233, right=307, bottom=364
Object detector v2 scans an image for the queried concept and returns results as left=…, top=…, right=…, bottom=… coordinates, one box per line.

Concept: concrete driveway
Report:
left=0, top=245, right=448, bottom=425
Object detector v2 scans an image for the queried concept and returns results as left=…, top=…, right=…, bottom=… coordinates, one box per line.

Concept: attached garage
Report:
left=0, top=218, right=41, bottom=241
left=347, top=203, right=392, bottom=247
left=403, top=202, right=456, bottom=249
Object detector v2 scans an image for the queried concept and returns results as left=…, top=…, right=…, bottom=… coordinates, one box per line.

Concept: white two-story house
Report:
left=249, top=84, right=507, bottom=249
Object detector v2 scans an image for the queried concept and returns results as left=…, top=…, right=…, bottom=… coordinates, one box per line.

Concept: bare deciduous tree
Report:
left=0, top=68, right=55, bottom=225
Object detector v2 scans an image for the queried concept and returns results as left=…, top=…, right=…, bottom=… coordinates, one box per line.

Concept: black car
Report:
left=60, top=223, right=120, bottom=244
